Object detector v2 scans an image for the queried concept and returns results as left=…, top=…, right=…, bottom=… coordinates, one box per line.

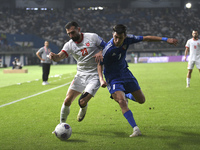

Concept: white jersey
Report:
left=62, top=33, right=105, bottom=74
left=185, top=38, right=200, bottom=61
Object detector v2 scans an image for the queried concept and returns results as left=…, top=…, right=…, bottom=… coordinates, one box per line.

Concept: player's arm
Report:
left=184, top=47, right=189, bottom=61
left=49, top=51, right=67, bottom=62
left=93, top=50, right=103, bottom=63
left=97, top=63, right=107, bottom=88
left=143, top=36, right=178, bottom=46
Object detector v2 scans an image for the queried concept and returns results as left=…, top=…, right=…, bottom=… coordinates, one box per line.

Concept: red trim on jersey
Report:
left=61, top=50, right=68, bottom=58
left=192, top=38, right=198, bottom=41
left=75, top=33, right=83, bottom=44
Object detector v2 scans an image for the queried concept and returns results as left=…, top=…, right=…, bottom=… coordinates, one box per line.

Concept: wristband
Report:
left=162, top=37, right=168, bottom=41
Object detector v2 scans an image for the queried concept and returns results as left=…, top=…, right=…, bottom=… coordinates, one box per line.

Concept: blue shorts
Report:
left=105, top=69, right=141, bottom=95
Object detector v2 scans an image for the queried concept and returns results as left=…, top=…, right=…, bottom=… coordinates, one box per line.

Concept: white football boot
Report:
left=186, top=84, right=190, bottom=88
left=129, top=126, right=142, bottom=137
left=77, top=104, right=88, bottom=122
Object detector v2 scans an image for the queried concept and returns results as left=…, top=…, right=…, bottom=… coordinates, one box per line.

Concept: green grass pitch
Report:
left=0, top=62, right=200, bottom=150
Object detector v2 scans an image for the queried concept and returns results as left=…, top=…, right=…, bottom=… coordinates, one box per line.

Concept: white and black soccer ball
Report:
left=52, top=123, right=72, bottom=140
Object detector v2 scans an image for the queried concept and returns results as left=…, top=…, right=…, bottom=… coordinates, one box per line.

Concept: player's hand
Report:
left=167, top=38, right=178, bottom=46
left=93, top=51, right=103, bottom=63
left=184, top=56, right=187, bottom=61
left=100, top=80, right=107, bottom=88
left=48, top=52, right=56, bottom=61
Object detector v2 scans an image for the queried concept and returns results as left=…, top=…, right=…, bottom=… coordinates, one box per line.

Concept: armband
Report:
left=162, top=37, right=168, bottom=41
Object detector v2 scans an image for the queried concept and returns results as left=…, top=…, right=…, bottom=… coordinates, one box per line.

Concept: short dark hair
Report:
left=65, top=21, right=79, bottom=29
left=113, top=24, right=127, bottom=35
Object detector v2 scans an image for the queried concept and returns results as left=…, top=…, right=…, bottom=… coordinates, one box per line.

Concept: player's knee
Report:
left=137, top=96, right=145, bottom=104
left=64, top=98, right=71, bottom=106
left=118, top=99, right=128, bottom=108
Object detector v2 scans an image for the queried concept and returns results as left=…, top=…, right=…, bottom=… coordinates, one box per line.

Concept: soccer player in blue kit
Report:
left=97, top=24, right=178, bottom=137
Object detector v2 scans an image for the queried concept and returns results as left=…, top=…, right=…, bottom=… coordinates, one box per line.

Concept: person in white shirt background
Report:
left=36, top=41, right=52, bottom=85
left=184, top=30, right=200, bottom=88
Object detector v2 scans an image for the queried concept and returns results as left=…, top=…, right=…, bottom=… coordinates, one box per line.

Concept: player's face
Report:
left=66, top=26, right=81, bottom=42
left=44, top=41, right=49, bottom=47
left=113, top=32, right=126, bottom=47
left=192, top=31, right=198, bottom=39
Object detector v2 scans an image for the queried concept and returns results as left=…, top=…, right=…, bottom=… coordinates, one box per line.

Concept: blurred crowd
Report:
left=0, top=7, right=200, bottom=51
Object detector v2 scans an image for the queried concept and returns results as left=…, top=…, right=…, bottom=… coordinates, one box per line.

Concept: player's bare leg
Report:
left=131, top=89, right=145, bottom=104
left=112, top=91, right=141, bottom=137
left=60, top=89, right=80, bottom=123
left=186, top=69, right=192, bottom=88
left=77, top=92, right=93, bottom=122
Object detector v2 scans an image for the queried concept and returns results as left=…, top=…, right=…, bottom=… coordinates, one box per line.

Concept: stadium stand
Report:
left=0, top=4, right=200, bottom=64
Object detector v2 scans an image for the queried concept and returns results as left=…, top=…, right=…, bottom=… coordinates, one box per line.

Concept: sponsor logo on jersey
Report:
left=86, top=42, right=90, bottom=47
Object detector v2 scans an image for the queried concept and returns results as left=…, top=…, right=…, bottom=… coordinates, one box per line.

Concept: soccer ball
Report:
left=52, top=123, right=72, bottom=140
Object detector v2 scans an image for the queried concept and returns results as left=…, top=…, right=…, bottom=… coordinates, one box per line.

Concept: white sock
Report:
left=60, top=103, right=70, bottom=123
left=186, top=78, right=190, bottom=86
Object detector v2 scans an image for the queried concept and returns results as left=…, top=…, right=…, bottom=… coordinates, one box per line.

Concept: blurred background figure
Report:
left=36, top=41, right=52, bottom=85
left=12, top=57, right=22, bottom=69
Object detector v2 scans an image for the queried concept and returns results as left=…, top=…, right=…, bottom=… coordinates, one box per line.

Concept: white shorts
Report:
left=69, top=73, right=100, bottom=96
left=187, top=60, right=200, bottom=69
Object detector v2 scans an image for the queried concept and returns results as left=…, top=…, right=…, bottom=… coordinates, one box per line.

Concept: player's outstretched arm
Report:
left=143, top=36, right=178, bottom=46
left=49, top=51, right=66, bottom=62
left=97, top=63, right=107, bottom=88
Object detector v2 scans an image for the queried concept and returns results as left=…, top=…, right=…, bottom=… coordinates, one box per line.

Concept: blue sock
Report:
left=123, top=110, right=137, bottom=128
left=125, top=93, right=136, bottom=101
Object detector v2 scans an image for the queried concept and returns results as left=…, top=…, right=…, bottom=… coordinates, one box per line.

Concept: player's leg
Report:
left=77, top=92, right=93, bottom=122
left=77, top=74, right=100, bottom=122
left=186, top=69, right=192, bottom=88
left=125, top=93, right=136, bottom=101
left=60, top=75, right=85, bottom=123
left=60, top=89, right=81, bottom=123
left=112, top=91, right=141, bottom=137
left=186, top=61, right=195, bottom=87
left=131, top=89, right=145, bottom=104
left=196, top=61, right=200, bottom=78
left=124, top=69, right=145, bottom=104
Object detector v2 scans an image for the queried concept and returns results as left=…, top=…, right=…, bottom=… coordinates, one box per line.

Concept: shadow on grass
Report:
left=73, top=130, right=128, bottom=138
left=144, top=126, right=200, bottom=149
left=61, top=139, right=87, bottom=143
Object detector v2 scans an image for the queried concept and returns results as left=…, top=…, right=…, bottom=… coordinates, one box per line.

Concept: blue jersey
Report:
left=102, top=34, right=143, bottom=74
left=101, top=34, right=143, bottom=94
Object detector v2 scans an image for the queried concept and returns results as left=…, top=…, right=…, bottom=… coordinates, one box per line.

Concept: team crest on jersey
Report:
left=122, top=44, right=127, bottom=50
left=86, top=42, right=90, bottom=47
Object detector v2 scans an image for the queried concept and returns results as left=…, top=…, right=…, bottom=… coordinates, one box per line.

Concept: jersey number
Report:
left=81, top=48, right=88, bottom=56
left=194, top=45, right=197, bottom=49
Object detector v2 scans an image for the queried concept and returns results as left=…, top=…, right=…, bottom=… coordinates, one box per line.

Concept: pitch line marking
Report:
left=0, top=82, right=71, bottom=108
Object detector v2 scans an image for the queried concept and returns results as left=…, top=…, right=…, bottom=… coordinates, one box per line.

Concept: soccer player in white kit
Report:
left=49, top=21, right=106, bottom=123
left=184, top=30, right=200, bottom=88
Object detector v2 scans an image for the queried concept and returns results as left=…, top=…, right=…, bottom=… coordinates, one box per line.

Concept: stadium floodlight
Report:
left=185, top=2, right=192, bottom=9
left=98, top=7, right=103, bottom=10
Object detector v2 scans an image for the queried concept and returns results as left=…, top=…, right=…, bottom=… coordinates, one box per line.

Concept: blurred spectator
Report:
left=0, top=7, right=200, bottom=53
left=12, top=57, right=22, bottom=69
